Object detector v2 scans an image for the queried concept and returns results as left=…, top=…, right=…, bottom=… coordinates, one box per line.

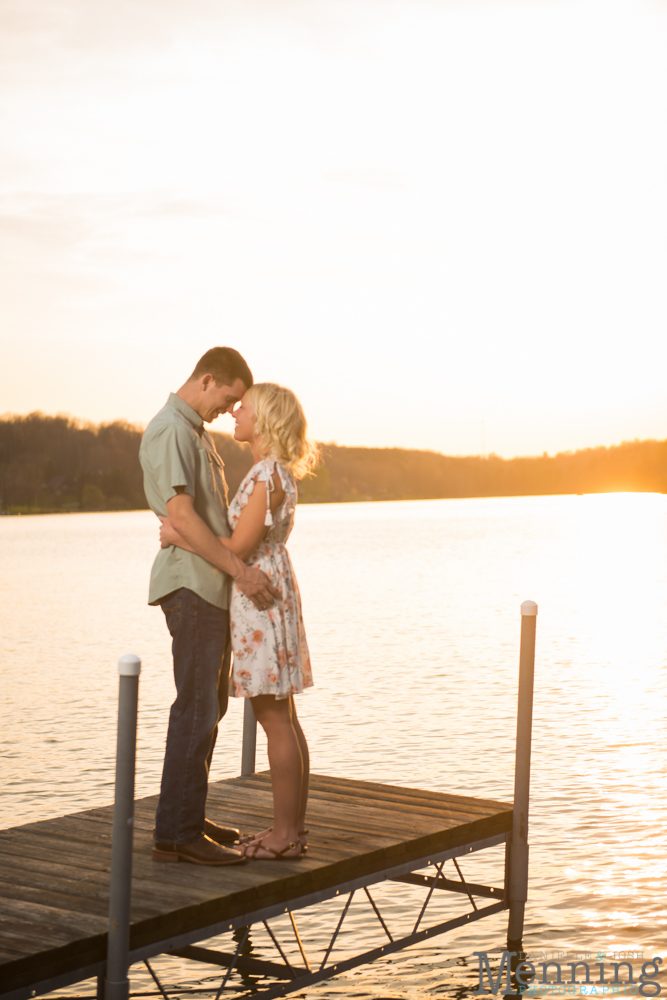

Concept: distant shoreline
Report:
left=2, top=412, right=667, bottom=512
left=3, top=487, right=665, bottom=518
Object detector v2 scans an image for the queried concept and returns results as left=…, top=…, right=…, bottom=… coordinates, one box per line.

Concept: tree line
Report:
left=1, top=411, right=665, bottom=514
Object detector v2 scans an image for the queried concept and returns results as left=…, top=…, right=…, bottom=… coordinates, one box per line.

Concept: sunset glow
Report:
left=1, top=0, right=666, bottom=457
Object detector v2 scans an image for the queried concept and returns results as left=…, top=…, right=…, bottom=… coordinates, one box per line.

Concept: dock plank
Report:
left=0, top=773, right=513, bottom=996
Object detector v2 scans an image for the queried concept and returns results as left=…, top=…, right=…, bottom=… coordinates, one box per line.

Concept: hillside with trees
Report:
left=1, top=411, right=666, bottom=514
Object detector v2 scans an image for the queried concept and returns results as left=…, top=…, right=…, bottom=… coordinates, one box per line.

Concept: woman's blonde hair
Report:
left=247, top=382, right=319, bottom=479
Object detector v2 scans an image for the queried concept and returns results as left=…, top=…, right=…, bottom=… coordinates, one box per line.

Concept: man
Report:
left=140, top=347, right=279, bottom=865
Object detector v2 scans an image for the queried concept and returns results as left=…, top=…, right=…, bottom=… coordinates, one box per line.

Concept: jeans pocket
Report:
left=161, top=592, right=182, bottom=637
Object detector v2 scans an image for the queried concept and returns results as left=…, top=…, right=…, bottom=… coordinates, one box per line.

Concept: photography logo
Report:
left=473, top=951, right=664, bottom=997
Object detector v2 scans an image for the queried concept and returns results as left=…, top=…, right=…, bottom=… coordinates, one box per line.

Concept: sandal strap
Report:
left=245, top=837, right=265, bottom=858
left=273, top=841, right=300, bottom=857
left=237, top=826, right=272, bottom=846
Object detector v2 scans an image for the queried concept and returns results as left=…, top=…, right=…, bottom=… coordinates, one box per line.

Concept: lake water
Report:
left=2, top=494, right=666, bottom=998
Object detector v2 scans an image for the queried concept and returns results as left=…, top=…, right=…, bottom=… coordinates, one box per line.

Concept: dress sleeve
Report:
left=257, top=460, right=277, bottom=526
left=235, top=460, right=273, bottom=522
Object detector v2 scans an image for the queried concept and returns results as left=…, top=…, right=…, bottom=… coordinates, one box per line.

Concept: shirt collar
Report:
left=167, top=392, right=204, bottom=434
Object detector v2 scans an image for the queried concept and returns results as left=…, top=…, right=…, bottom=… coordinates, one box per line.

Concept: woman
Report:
left=160, top=382, right=318, bottom=860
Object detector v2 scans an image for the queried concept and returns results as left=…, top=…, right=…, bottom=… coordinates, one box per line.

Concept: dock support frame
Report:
left=127, top=832, right=511, bottom=1000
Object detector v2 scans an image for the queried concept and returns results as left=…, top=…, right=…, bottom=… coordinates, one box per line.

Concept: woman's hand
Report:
left=159, top=515, right=182, bottom=549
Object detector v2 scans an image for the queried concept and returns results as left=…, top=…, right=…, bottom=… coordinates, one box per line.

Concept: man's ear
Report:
left=200, top=374, right=214, bottom=391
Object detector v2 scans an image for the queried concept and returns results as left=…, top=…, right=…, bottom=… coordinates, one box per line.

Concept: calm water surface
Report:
left=1, top=494, right=666, bottom=997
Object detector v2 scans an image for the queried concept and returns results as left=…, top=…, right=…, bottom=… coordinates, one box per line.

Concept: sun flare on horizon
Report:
left=1, top=0, right=666, bottom=457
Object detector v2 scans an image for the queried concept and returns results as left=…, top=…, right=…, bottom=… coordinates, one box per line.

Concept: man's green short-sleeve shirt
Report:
left=139, top=393, right=232, bottom=609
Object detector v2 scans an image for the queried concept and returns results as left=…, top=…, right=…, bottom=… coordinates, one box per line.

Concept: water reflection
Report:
left=1, top=492, right=666, bottom=996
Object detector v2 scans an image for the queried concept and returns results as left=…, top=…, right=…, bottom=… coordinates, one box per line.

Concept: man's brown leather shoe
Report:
left=204, top=819, right=241, bottom=844
left=153, top=834, right=246, bottom=866
left=151, top=820, right=241, bottom=845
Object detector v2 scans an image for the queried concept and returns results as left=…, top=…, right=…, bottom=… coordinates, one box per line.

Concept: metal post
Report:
left=507, top=600, right=537, bottom=955
left=241, top=698, right=257, bottom=776
left=104, top=654, right=141, bottom=1000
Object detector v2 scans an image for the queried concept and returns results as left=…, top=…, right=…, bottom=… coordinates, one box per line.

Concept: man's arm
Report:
left=166, top=490, right=280, bottom=607
left=162, top=475, right=285, bottom=562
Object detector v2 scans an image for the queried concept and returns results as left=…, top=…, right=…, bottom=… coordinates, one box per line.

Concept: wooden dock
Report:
left=0, top=772, right=513, bottom=1000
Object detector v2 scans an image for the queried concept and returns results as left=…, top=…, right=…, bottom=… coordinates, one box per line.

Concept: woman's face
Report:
left=232, top=394, right=257, bottom=444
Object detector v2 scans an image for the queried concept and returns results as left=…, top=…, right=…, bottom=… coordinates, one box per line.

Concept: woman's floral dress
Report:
left=228, top=457, right=313, bottom=700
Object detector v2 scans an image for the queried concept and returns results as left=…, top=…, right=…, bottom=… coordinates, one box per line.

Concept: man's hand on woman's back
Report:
left=234, top=565, right=282, bottom=610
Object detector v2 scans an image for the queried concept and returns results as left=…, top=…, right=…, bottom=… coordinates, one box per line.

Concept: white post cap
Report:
left=521, top=600, right=538, bottom=616
left=118, top=653, right=141, bottom=676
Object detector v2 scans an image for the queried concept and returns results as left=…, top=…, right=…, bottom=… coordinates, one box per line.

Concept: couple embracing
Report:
left=139, top=347, right=317, bottom=867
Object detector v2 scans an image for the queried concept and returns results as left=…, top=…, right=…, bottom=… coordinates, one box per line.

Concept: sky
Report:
left=1, top=0, right=666, bottom=458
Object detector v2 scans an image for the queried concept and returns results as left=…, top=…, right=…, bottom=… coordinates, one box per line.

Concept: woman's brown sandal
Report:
left=237, top=828, right=309, bottom=852
left=243, top=838, right=302, bottom=860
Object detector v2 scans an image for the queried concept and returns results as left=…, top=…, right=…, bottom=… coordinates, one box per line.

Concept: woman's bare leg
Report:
left=290, top=698, right=310, bottom=842
left=247, top=695, right=303, bottom=856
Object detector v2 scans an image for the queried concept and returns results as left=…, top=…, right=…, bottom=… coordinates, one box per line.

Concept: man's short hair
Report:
left=189, top=347, right=253, bottom=389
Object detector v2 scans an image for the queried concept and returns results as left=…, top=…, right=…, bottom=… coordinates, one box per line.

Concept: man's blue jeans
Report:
left=155, top=588, right=231, bottom=844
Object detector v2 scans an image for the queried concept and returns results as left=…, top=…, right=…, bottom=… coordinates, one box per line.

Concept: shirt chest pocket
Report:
left=202, top=444, right=228, bottom=502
